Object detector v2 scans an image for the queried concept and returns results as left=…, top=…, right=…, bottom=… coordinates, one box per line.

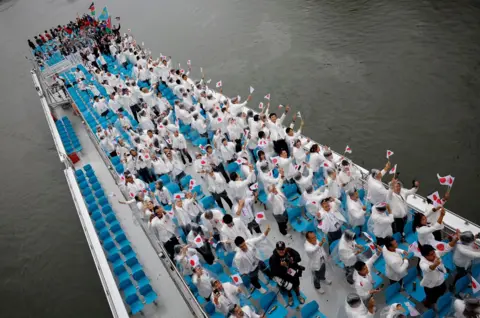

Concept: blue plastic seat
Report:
left=404, top=220, right=418, bottom=244
left=159, top=174, right=171, bottom=185
left=110, top=222, right=123, bottom=235
left=115, top=232, right=130, bottom=249
left=84, top=194, right=96, bottom=205
left=91, top=182, right=102, bottom=191
left=126, top=256, right=142, bottom=274
left=139, top=284, right=158, bottom=305
left=455, top=275, right=472, bottom=296
left=259, top=291, right=288, bottom=318
left=301, top=300, right=327, bottom=318
left=75, top=169, right=85, bottom=178
left=91, top=211, right=103, bottom=221
left=180, top=175, right=193, bottom=190
left=81, top=188, right=93, bottom=197
left=373, top=255, right=386, bottom=275
left=111, top=156, right=121, bottom=165
left=126, top=292, right=144, bottom=315
left=101, top=205, right=113, bottom=215
left=385, top=282, right=416, bottom=315
left=437, top=292, right=452, bottom=317
left=105, top=213, right=118, bottom=225
left=200, top=195, right=216, bottom=210
left=118, top=277, right=137, bottom=298
left=132, top=269, right=150, bottom=289
left=79, top=180, right=89, bottom=190
left=108, top=251, right=124, bottom=268
left=103, top=239, right=118, bottom=255
left=94, top=189, right=105, bottom=198
left=88, top=175, right=98, bottom=184
left=121, top=244, right=136, bottom=261
left=403, top=267, right=425, bottom=302
left=422, top=309, right=435, bottom=318
left=205, top=301, right=223, bottom=318
left=287, top=207, right=310, bottom=233
left=165, top=182, right=181, bottom=195
left=226, top=162, right=239, bottom=174
left=98, top=228, right=111, bottom=241
left=95, top=220, right=107, bottom=232
left=76, top=174, right=86, bottom=183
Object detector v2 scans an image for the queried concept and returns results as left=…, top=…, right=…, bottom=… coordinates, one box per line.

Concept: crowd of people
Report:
left=39, top=13, right=480, bottom=318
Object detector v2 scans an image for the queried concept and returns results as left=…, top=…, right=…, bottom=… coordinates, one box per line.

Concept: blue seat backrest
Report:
left=166, top=183, right=180, bottom=195
left=301, top=300, right=319, bottom=318
left=329, top=239, right=339, bottom=253
left=404, top=220, right=414, bottom=235
left=437, top=292, right=452, bottom=312
left=404, top=267, right=417, bottom=285
left=385, top=282, right=400, bottom=300
left=455, top=275, right=470, bottom=294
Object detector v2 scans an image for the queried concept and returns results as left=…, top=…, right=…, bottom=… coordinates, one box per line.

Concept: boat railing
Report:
left=62, top=73, right=209, bottom=318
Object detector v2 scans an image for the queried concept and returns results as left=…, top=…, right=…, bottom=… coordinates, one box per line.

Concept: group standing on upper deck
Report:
left=31, top=13, right=480, bottom=318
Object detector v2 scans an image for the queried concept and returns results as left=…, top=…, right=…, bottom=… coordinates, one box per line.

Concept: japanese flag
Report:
left=386, top=150, right=394, bottom=159
left=264, top=93, right=270, bottom=100
left=249, top=183, right=259, bottom=190
left=255, top=211, right=266, bottom=223
left=472, top=276, right=480, bottom=294
left=363, top=232, right=374, bottom=242
left=174, top=192, right=185, bottom=200
left=369, top=243, right=377, bottom=251
left=200, top=159, right=207, bottom=166
left=389, top=164, right=397, bottom=175
left=189, top=179, right=196, bottom=190
left=199, top=145, right=205, bottom=150
left=436, top=242, right=448, bottom=252
left=270, top=156, right=280, bottom=166
left=217, top=117, right=223, bottom=123
left=427, top=191, right=443, bottom=208
left=166, top=138, right=172, bottom=144
left=345, top=145, right=352, bottom=154
left=250, top=86, right=254, bottom=94
left=437, top=174, right=455, bottom=187
left=231, top=274, right=243, bottom=285
left=258, top=102, right=264, bottom=109
left=180, top=69, right=185, bottom=74
left=278, top=104, right=284, bottom=109
left=206, top=79, right=212, bottom=84
left=120, top=174, right=125, bottom=181
left=408, top=241, right=421, bottom=257
left=297, top=111, right=302, bottom=118
left=188, top=254, right=200, bottom=267
left=193, top=235, right=204, bottom=248
left=236, top=158, right=246, bottom=165
left=187, top=60, right=191, bottom=66
left=216, top=81, right=222, bottom=88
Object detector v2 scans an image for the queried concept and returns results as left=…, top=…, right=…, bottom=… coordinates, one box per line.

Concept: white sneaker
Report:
left=324, top=279, right=332, bottom=285
left=318, top=287, right=325, bottom=294
left=258, top=287, right=267, bottom=294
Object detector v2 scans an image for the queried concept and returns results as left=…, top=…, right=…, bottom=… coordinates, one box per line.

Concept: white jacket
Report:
left=382, top=246, right=409, bottom=281
left=304, top=239, right=328, bottom=271
left=220, top=218, right=252, bottom=243
left=338, top=236, right=358, bottom=267
left=200, top=209, right=224, bottom=234
left=347, top=197, right=366, bottom=228
left=370, top=207, right=394, bottom=239
left=367, top=175, right=387, bottom=205
left=387, top=187, right=417, bottom=218
left=417, top=222, right=444, bottom=246
left=212, top=282, right=240, bottom=315
left=192, top=271, right=213, bottom=298
left=420, top=247, right=450, bottom=288
left=453, top=243, right=480, bottom=269
left=233, top=235, right=267, bottom=274
left=354, top=253, right=380, bottom=300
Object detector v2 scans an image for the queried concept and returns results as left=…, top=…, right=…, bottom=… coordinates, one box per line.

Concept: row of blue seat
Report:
left=75, top=165, right=157, bottom=314
left=56, top=116, right=82, bottom=154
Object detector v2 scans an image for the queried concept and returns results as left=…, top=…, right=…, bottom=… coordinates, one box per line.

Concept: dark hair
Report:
left=258, top=131, right=265, bottom=139
left=286, top=127, right=292, bottom=134
left=412, top=212, right=424, bottom=233
left=384, top=236, right=395, bottom=249
left=269, top=113, right=276, bottom=119
left=354, top=260, right=366, bottom=272
left=230, top=172, right=238, bottom=181
left=310, top=144, right=319, bottom=153
left=234, top=236, right=245, bottom=247
left=257, top=150, right=265, bottom=159
left=420, top=244, right=435, bottom=257
left=305, top=231, right=315, bottom=239
left=223, top=214, right=233, bottom=224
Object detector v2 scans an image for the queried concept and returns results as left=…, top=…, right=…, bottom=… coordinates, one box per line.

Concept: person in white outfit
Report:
left=366, top=161, right=391, bottom=205
left=304, top=231, right=332, bottom=293
left=232, top=197, right=261, bottom=235
left=453, top=298, right=480, bottom=318
left=220, top=214, right=252, bottom=250
left=211, top=279, right=242, bottom=315
left=419, top=234, right=459, bottom=308
left=383, top=236, right=409, bottom=286
left=233, top=225, right=273, bottom=293
left=345, top=293, right=375, bottom=318
left=317, top=197, right=346, bottom=243
left=228, top=304, right=263, bottom=318
left=192, top=266, right=214, bottom=301
left=453, top=231, right=480, bottom=285
left=412, top=208, right=446, bottom=247
left=387, top=178, right=419, bottom=241
left=369, top=202, right=394, bottom=247
left=353, top=246, right=382, bottom=302
left=337, top=230, right=364, bottom=284
left=347, top=188, right=366, bottom=231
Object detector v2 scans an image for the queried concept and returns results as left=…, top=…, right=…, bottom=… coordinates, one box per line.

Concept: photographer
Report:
left=269, top=241, right=305, bottom=306
left=211, top=279, right=242, bottom=315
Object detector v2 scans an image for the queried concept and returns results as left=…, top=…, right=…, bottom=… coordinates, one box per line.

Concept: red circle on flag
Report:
left=439, top=177, right=446, bottom=184
left=257, top=214, right=264, bottom=219
left=233, top=276, right=238, bottom=282
left=190, top=260, right=195, bottom=266
left=195, top=237, right=202, bottom=243
left=436, top=243, right=445, bottom=251
left=473, top=282, right=477, bottom=288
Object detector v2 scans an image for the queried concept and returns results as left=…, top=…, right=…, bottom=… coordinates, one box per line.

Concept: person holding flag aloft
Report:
left=368, top=202, right=394, bottom=247
left=265, top=105, right=291, bottom=156
left=382, top=236, right=409, bottom=286
left=419, top=230, right=460, bottom=308
left=387, top=178, right=419, bottom=242
left=367, top=161, right=391, bottom=205
left=304, top=231, right=332, bottom=293
left=453, top=231, right=480, bottom=285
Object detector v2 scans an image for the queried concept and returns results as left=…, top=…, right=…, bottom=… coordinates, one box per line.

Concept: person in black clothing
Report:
left=112, top=23, right=121, bottom=38
left=28, top=39, right=36, bottom=51
left=269, top=241, right=306, bottom=306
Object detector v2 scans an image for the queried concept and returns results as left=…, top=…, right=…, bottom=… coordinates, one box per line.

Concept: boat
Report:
left=29, top=12, right=480, bottom=318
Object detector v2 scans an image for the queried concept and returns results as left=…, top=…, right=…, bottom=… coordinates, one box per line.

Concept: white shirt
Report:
left=126, top=179, right=147, bottom=198
left=265, top=114, right=286, bottom=141
left=200, top=209, right=224, bottom=234
left=93, top=98, right=109, bottom=113
left=420, top=247, right=450, bottom=288
left=387, top=187, right=418, bottom=218
left=220, top=218, right=252, bottom=243
left=220, top=142, right=236, bottom=162
left=453, top=243, right=480, bottom=269
left=367, top=174, right=388, bottom=204
left=172, top=133, right=187, bottom=149
left=150, top=214, right=176, bottom=243
left=212, top=282, right=240, bottom=315
left=453, top=299, right=466, bottom=318
left=370, top=207, right=394, bottom=239
left=228, top=306, right=262, bottom=318
left=206, top=172, right=228, bottom=194
left=233, top=197, right=255, bottom=225
left=308, top=152, right=324, bottom=173
left=192, top=271, right=213, bottom=298
left=338, top=236, right=358, bottom=267
left=383, top=246, right=409, bottom=281
left=354, top=253, right=380, bottom=300
left=317, top=199, right=345, bottom=233
left=293, top=146, right=307, bottom=166
left=347, top=197, right=366, bottom=228
left=267, top=189, right=287, bottom=216
left=417, top=222, right=444, bottom=246
left=234, top=235, right=267, bottom=274
left=229, top=174, right=254, bottom=200
left=304, top=239, right=328, bottom=271
left=346, top=303, right=374, bottom=318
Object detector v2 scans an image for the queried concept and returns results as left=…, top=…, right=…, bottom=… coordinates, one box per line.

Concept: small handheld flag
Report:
left=187, top=60, right=191, bottom=66
left=250, top=86, right=254, bottom=94
left=98, top=6, right=109, bottom=21
left=437, top=174, right=455, bottom=187
left=258, top=102, right=264, bottom=109
left=231, top=274, right=243, bottom=285
left=278, top=104, right=284, bottom=109
left=345, top=145, right=352, bottom=154
left=404, top=302, right=420, bottom=316
left=264, top=93, right=270, bottom=100
left=188, top=254, right=200, bottom=267
left=216, top=81, right=222, bottom=88
left=363, top=232, right=374, bottom=242
left=255, top=211, right=266, bottom=223
left=297, top=111, right=302, bottom=118
left=249, top=183, right=259, bottom=191
left=193, top=235, right=204, bottom=248
left=189, top=179, right=196, bottom=190
left=270, top=156, right=280, bottom=166
left=472, top=276, right=480, bottom=294
left=427, top=191, right=443, bottom=208
left=408, top=241, right=421, bottom=257
left=386, top=150, right=394, bottom=159
left=389, top=164, right=397, bottom=175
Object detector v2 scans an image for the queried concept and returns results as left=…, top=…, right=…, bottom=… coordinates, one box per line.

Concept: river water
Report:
left=0, top=0, right=479, bottom=316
